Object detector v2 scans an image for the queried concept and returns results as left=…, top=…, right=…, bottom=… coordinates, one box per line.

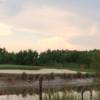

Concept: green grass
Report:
left=65, top=66, right=94, bottom=73
left=44, top=65, right=94, bottom=73
left=0, top=64, right=41, bottom=70
left=0, top=64, right=95, bottom=73
left=41, top=63, right=95, bottom=73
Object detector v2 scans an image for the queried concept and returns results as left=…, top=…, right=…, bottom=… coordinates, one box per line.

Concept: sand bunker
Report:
left=0, top=69, right=77, bottom=74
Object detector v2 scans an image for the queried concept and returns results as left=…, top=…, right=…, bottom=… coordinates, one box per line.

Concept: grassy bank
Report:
left=0, top=64, right=41, bottom=70
left=0, top=64, right=94, bottom=73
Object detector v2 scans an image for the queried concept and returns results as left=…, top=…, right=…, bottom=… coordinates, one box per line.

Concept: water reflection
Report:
left=0, top=78, right=99, bottom=100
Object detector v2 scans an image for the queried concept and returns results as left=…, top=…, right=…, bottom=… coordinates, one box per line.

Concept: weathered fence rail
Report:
left=0, top=77, right=99, bottom=100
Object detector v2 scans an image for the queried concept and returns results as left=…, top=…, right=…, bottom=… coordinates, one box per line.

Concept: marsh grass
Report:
left=93, top=91, right=100, bottom=100
left=43, top=89, right=80, bottom=100
left=43, top=92, right=80, bottom=100
left=43, top=88, right=100, bottom=100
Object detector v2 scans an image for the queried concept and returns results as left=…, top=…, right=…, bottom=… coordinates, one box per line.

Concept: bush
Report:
left=21, top=72, right=28, bottom=81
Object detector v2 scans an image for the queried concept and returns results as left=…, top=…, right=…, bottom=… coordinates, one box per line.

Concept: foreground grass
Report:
left=43, top=93, right=80, bottom=100
left=0, top=64, right=95, bottom=73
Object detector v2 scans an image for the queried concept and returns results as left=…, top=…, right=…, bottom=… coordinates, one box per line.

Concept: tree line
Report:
left=0, top=48, right=100, bottom=69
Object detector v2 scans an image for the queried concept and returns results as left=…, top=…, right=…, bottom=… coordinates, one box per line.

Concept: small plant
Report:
left=50, top=73, right=55, bottom=80
left=76, top=72, right=82, bottom=78
left=28, top=74, right=33, bottom=81
left=21, top=72, right=28, bottom=81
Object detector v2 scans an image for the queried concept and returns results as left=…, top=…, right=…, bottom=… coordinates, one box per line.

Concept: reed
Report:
left=43, top=89, right=80, bottom=100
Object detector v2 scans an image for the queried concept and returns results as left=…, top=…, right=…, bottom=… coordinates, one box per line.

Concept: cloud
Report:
left=1, top=36, right=80, bottom=52
left=69, top=22, right=100, bottom=49
left=2, top=3, right=99, bottom=38
left=0, top=23, right=14, bottom=36
left=0, top=1, right=99, bottom=37
left=33, top=37, right=80, bottom=52
left=0, top=1, right=100, bottom=51
left=0, top=5, right=79, bottom=37
left=0, top=0, right=25, bottom=16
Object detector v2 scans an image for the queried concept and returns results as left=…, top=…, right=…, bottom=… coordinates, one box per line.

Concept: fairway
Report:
left=0, top=64, right=41, bottom=70
left=0, top=64, right=94, bottom=73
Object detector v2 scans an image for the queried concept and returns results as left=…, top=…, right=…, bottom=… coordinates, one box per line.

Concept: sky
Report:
left=0, top=0, right=100, bottom=52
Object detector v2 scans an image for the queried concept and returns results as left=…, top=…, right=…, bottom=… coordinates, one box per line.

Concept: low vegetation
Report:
left=0, top=64, right=40, bottom=70
left=43, top=92, right=80, bottom=100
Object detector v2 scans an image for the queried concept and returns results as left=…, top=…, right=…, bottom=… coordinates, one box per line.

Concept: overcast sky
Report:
left=0, top=0, right=100, bottom=52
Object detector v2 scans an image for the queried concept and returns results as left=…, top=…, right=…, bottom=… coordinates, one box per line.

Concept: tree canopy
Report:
left=0, top=48, right=100, bottom=69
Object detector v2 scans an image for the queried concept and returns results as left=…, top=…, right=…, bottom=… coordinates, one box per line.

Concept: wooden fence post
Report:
left=81, top=90, right=84, bottom=100
left=90, top=90, right=92, bottom=100
left=39, top=77, right=43, bottom=100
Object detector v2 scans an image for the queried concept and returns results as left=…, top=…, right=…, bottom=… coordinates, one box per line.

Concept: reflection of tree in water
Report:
left=3, top=87, right=35, bottom=100
left=21, top=88, right=28, bottom=97
left=21, top=88, right=34, bottom=97
left=1, top=73, right=100, bottom=100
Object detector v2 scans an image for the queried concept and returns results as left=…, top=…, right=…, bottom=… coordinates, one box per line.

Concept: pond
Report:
left=0, top=71, right=98, bottom=100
